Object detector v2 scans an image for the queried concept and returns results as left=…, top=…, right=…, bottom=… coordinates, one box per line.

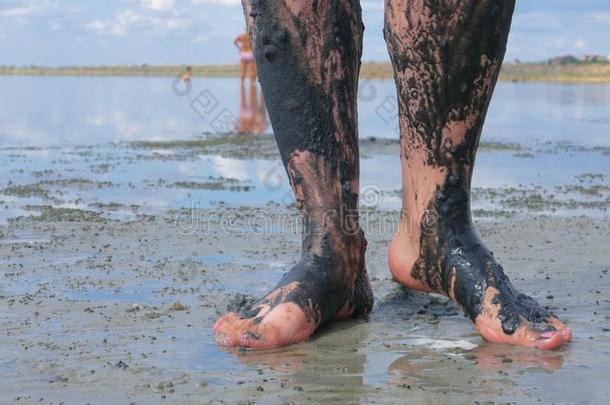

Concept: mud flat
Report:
left=0, top=205, right=609, bottom=403
left=0, top=134, right=610, bottom=403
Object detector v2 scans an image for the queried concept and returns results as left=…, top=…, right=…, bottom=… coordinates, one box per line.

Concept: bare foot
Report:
left=389, top=179, right=571, bottom=350
left=213, top=235, right=373, bottom=350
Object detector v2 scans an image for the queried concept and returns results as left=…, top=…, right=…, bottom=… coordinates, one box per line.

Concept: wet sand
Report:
left=1, top=208, right=609, bottom=403
left=1, top=137, right=610, bottom=403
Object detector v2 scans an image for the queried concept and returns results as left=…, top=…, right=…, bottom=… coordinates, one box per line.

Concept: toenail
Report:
left=539, top=330, right=556, bottom=339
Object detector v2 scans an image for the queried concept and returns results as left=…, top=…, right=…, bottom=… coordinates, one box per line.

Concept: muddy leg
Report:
left=384, top=0, right=571, bottom=349
left=213, top=0, right=373, bottom=350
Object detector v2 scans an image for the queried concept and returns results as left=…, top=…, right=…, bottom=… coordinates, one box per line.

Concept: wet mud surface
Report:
left=1, top=135, right=610, bottom=403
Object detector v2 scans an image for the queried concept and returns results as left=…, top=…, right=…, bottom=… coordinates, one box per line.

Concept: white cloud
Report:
left=0, top=0, right=58, bottom=18
left=191, top=0, right=242, bottom=6
left=0, top=4, right=35, bottom=18
left=141, top=0, right=175, bottom=11
left=193, top=33, right=211, bottom=43
left=3, top=0, right=610, bottom=65
left=84, top=12, right=134, bottom=36
left=85, top=8, right=189, bottom=37
left=589, top=12, right=610, bottom=25
left=85, top=20, right=107, bottom=35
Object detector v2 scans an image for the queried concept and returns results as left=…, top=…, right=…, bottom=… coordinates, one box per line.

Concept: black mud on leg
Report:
left=383, top=0, right=556, bottom=334
left=230, top=0, right=372, bottom=334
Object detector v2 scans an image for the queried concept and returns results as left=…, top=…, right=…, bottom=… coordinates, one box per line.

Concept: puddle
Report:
left=1, top=144, right=610, bottom=226
left=402, top=338, right=478, bottom=351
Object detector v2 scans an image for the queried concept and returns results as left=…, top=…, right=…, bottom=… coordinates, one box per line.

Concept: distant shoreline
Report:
left=1, top=62, right=610, bottom=83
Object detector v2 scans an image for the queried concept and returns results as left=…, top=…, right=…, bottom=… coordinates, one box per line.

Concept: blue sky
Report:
left=1, top=0, right=609, bottom=66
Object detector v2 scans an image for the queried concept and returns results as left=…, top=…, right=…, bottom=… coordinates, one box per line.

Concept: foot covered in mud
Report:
left=445, top=241, right=572, bottom=349
left=390, top=188, right=571, bottom=350
left=213, top=237, right=373, bottom=350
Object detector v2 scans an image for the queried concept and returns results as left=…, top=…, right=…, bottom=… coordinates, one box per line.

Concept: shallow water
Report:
left=1, top=143, right=609, bottom=224
left=2, top=76, right=610, bottom=147
left=1, top=76, right=610, bottom=403
left=1, top=78, right=610, bottom=223
left=0, top=144, right=610, bottom=222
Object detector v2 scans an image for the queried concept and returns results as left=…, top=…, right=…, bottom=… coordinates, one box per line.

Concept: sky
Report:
left=1, top=0, right=609, bottom=66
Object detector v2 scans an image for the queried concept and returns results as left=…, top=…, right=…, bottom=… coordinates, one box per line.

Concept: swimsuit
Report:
left=240, top=52, right=255, bottom=62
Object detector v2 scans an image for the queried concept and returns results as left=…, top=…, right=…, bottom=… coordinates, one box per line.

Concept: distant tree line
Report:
left=545, top=54, right=610, bottom=66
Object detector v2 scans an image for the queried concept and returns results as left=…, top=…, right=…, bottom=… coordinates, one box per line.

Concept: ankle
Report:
left=388, top=176, right=474, bottom=294
left=301, top=203, right=364, bottom=241
left=388, top=223, right=435, bottom=292
left=435, top=172, right=472, bottom=225
left=307, top=226, right=366, bottom=256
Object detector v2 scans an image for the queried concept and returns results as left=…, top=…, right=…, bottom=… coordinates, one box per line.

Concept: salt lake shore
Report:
left=2, top=62, right=610, bottom=83
left=0, top=134, right=609, bottom=403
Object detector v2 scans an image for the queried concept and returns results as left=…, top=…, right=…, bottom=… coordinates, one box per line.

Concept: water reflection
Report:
left=216, top=319, right=565, bottom=402
left=467, top=344, right=565, bottom=372
left=0, top=77, right=609, bottom=147
left=230, top=323, right=369, bottom=402
left=236, top=80, right=268, bottom=135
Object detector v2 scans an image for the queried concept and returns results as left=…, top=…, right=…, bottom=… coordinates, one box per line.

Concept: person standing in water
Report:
left=214, top=0, right=572, bottom=350
left=234, top=32, right=256, bottom=82
left=181, top=66, right=193, bottom=83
